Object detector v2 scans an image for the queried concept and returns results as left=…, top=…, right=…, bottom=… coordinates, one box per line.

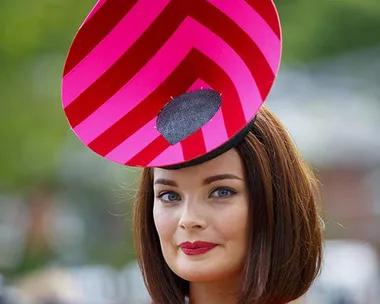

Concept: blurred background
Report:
left=1, top=0, right=380, bottom=303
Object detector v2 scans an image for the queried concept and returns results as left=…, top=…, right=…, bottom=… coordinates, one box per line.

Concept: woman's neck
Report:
left=188, top=277, right=240, bottom=304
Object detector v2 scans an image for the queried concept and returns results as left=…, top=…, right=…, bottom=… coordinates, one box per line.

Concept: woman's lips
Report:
left=179, top=241, right=217, bottom=256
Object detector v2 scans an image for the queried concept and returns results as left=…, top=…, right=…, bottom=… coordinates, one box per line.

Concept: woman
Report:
left=133, top=106, right=323, bottom=304
left=61, top=0, right=323, bottom=303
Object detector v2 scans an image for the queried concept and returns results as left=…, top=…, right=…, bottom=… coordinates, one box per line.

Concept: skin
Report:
left=153, top=149, right=250, bottom=304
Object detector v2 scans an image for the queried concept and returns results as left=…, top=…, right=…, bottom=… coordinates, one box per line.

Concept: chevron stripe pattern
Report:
left=61, top=0, right=282, bottom=167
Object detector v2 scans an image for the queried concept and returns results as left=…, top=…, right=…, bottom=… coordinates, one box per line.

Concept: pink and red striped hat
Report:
left=61, top=0, right=282, bottom=168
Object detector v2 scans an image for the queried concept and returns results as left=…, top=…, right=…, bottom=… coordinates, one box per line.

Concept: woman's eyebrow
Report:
left=154, top=178, right=178, bottom=187
left=153, top=173, right=243, bottom=187
left=203, top=173, right=243, bottom=185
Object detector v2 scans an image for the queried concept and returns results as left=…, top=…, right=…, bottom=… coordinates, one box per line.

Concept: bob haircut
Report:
left=133, top=106, right=323, bottom=304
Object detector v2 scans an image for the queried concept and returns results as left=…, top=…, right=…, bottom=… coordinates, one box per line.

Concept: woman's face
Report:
left=153, top=149, right=250, bottom=282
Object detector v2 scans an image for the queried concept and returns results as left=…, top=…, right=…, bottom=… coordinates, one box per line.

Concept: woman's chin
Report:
left=177, top=271, right=219, bottom=282
left=171, top=262, right=228, bottom=282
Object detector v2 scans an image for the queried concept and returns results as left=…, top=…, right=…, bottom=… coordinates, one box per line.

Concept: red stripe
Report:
left=193, top=50, right=245, bottom=138
left=180, top=129, right=207, bottom=161
left=192, top=0, right=274, bottom=100
left=244, top=0, right=281, bottom=39
left=63, top=0, right=138, bottom=77
left=127, top=135, right=171, bottom=166
left=89, top=49, right=245, bottom=161
left=64, top=0, right=191, bottom=128
left=88, top=49, right=200, bottom=156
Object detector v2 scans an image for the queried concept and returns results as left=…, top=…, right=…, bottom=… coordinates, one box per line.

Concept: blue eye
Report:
left=210, top=187, right=236, bottom=198
left=157, top=191, right=180, bottom=203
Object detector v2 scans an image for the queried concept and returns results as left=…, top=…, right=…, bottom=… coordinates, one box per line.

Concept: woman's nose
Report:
left=178, top=200, right=206, bottom=230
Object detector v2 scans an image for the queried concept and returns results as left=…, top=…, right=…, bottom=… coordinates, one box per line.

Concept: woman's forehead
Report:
left=153, top=148, right=244, bottom=180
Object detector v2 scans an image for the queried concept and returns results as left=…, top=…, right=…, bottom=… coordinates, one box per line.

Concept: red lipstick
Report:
left=179, top=241, right=217, bottom=256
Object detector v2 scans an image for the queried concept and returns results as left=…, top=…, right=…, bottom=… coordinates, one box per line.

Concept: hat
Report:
left=61, top=0, right=282, bottom=168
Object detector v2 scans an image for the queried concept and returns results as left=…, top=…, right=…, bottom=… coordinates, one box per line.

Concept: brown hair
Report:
left=133, top=106, right=323, bottom=304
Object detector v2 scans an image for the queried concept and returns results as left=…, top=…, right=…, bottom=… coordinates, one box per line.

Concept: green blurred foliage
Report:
left=0, top=0, right=380, bottom=190
left=279, top=0, right=380, bottom=63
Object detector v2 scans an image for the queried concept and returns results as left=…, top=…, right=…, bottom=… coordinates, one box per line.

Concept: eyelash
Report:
left=156, top=187, right=237, bottom=203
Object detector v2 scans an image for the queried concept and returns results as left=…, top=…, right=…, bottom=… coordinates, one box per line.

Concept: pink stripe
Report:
left=148, top=143, right=184, bottom=167
left=74, top=18, right=260, bottom=144
left=105, top=118, right=160, bottom=164
left=62, top=0, right=171, bottom=107
left=207, top=0, right=281, bottom=74
left=83, top=0, right=107, bottom=26
left=202, top=108, right=228, bottom=151
left=187, top=79, right=229, bottom=151
left=188, top=19, right=262, bottom=121
left=186, top=79, right=212, bottom=93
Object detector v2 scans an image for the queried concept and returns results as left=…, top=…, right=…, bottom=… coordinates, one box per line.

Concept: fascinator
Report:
left=62, top=0, right=282, bottom=168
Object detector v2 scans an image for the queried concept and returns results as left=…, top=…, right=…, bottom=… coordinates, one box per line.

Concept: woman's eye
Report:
left=157, top=191, right=180, bottom=202
left=210, top=187, right=236, bottom=198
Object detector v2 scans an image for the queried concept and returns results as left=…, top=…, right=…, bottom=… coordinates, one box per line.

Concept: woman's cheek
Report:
left=153, top=205, right=176, bottom=237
